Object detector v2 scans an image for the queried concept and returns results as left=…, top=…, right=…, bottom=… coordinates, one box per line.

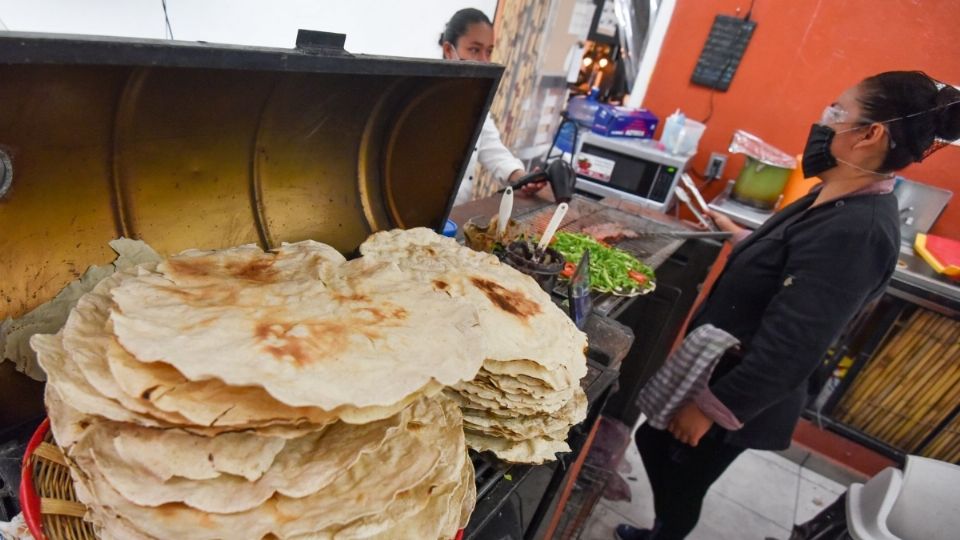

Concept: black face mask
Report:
left=801, top=123, right=837, bottom=178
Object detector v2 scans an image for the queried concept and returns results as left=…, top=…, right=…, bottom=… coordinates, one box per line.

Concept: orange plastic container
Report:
left=915, top=233, right=960, bottom=279
left=777, top=155, right=821, bottom=210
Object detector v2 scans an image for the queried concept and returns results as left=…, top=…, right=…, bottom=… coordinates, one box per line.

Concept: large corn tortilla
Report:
left=360, top=228, right=587, bottom=378
left=70, top=397, right=462, bottom=539
left=34, top=234, right=495, bottom=536
left=79, top=402, right=414, bottom=513
left=35, top=332, right=326, bottom=438
left=466, top=431, right=572, bottom=465
left=334, top=452, right=474, bottom=540
left=360, top=229, right=592, bottom=463
left=358, top=230, right=592, bottom=464
left=111, top=425, right=287, bottom=483
left=461, top=387, right=588, bottom=442
left=106, top=332, right=442, bottom=428
left=480, top=358, right=579, bottom=391
left=45, top=384, right=92, bottom=449
left=110, top=252, right=484, bottom=410
left=455, top=378, right=575, bottom=411
left=321, top=411, right=469, bottom=539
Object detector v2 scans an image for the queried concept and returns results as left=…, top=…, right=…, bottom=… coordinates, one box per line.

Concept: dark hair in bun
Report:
left=439, top=8, right=492, bottom=48
left=934, top=84, right=960, bottom=141
left=858, top=71, right=960, bottom=172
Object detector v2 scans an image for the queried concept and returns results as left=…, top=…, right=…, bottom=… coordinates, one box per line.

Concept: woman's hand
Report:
left=520, top=181, right=548, bottom=195
left=707, top=210, right=745, bottom=236
left=667, top=401, right=714, bottom=447
left=508, top=169, right=546, bottom=196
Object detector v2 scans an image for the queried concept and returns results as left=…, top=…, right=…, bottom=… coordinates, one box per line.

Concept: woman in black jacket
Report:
left=616, top=71, right=960, bottom=540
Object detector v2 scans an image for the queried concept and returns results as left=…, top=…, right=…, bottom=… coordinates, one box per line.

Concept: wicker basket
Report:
left=19, top=418, right=467, bottom=540
left=19, top=419, right=96, bottom=540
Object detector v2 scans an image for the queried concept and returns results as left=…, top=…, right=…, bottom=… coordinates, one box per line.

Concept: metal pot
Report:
left=731, top=156, right=792, bottom=210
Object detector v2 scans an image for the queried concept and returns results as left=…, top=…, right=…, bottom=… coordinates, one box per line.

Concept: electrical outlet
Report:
left=705, top=152, right=727, bottom=180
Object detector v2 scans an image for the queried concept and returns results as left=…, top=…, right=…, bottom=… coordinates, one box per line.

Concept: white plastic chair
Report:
left=847, top=455, right=960, bottom=540
left=886, top=456, right=960, bottom=540
left=847, top=466, right=903, bottom=540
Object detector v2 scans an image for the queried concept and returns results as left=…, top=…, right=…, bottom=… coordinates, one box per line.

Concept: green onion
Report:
left=550, top=232, right=655, bottom=294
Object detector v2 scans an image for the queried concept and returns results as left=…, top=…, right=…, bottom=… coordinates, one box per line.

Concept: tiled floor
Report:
left=578, top=439, right=848, bottom=539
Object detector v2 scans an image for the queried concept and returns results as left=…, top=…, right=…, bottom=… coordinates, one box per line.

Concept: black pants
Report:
left=635, top=423, right=746, bottom=540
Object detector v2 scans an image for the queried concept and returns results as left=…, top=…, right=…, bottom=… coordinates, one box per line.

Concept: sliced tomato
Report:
left=561, top=261, right=576, bottom=278
left=628, top=270, right=649, bottom=285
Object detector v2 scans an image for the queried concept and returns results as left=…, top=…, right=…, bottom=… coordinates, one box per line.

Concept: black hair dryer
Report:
left=507, top=159, right=577, bottom=203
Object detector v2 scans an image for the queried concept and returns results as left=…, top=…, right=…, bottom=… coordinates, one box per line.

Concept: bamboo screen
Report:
left=835, top=308, right=960, bottom=462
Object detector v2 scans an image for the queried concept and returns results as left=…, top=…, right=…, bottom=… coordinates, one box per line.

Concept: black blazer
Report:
left=692, top=189, right=900, bottom=450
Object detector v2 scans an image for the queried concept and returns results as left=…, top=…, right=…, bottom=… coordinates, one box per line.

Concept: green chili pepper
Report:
left=550, top=232, right=655, bottom=295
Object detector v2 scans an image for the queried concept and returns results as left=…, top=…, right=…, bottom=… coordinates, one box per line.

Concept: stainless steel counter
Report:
left=889, top=246, right=960, bottom=316
left=700, top=181, right=960, bottom=315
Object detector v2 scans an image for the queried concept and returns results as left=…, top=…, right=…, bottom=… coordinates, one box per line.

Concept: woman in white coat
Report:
left=440, top=8, right=545, bottom=206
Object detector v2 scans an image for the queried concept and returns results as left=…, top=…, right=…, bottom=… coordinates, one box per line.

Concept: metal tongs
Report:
left=676, top=173, right=717, bottom=231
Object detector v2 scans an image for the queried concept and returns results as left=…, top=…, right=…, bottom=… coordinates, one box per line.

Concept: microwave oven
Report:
left=574, top=132, right=692, bottom=213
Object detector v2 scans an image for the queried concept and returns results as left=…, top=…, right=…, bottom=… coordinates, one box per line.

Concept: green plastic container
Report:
left=732, top=156, right=792, bottom=210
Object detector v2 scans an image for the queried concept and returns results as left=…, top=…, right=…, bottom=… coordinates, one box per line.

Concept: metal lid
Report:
left=0, top=31, right=502, bottom=319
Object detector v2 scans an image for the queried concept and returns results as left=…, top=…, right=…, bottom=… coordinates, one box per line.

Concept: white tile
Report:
left=800, top=466, right=849, bottom=494
left=688, top=491, right=792, bottom=540
left=794, top=477, right=846, bottom=525
left=709, top=451, right=800, bottom=529
left=798, top=452, right=868, bottom=487
left=579, top=502, right=638, bottom=540
left=750, top=449, right=802, bottom=474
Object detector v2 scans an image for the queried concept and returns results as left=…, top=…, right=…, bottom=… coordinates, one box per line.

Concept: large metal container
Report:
left=0, top=30, right=502, bottom=421
left=0, top=30, right=503, bottom=320
left=731, top=156, right=792, bottom=210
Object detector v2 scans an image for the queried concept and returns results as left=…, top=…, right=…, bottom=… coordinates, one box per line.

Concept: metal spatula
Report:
left=496, top=187, right=513, bottom=240
left=537, top=202, right=569, bottom=260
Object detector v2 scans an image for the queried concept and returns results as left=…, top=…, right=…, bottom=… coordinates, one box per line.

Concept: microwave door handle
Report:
left=640, top=164, right=660, bottom=199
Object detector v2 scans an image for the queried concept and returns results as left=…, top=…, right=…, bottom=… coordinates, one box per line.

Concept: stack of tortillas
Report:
left=32, top=240, right=482, bottom=539
left=360, top=228, right=589, bottom=464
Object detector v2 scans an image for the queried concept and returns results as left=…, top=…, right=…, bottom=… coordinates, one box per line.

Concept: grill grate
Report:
left=514, top=201, right=690, bottom=316
left=521, top=197, right=610, bottom=236
left=471, top=451, right=505, bottom=500
left=515, top=202, right=687, bottom=265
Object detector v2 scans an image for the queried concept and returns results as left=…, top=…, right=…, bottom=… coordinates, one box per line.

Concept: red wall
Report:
left=642, top=0, right=960, bottom=237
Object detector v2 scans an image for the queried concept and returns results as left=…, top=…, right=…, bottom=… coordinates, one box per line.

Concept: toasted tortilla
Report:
left=110, top=251, right=484, bottom=410
left=360, top=228, right=588, bottom=379
left=81, top=403, right=414, bottom=513
left=466, top=431, right=571, bottom=465
left=70, top=397, right=464, bottom=539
